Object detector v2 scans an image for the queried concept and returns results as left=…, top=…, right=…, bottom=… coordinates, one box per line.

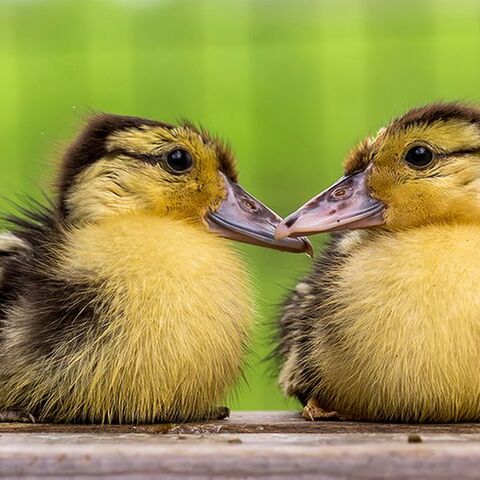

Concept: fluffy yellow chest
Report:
left=58, top=214, right=253, bottom=423
left=319, top=224, right=480, bottom=422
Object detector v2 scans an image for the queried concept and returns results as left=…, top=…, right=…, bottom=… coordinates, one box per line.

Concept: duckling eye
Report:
left=404, top=145, right=433, bottom=169
left=165, top=149, right=193, bottom=174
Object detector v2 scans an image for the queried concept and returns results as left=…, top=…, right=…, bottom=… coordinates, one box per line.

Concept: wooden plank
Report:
left=1, top=411, right=480, bottom=435
left=2, top=413, right=480, bottom=478
left=2, top=432, right=480, bottom=479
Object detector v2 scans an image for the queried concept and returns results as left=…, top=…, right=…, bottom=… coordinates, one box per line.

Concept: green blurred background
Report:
left=1, top=0, right=479, bottom=410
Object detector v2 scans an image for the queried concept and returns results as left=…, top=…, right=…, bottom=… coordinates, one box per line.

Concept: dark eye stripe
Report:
left=438, top=146, right=480, bottom=158
left=109, top=148, right=161, bottom=164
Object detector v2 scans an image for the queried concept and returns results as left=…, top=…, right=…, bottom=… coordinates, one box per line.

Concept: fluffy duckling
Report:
left=275, top=102, right=480, bottom=423
left=0, top=114, right=310, bottom=424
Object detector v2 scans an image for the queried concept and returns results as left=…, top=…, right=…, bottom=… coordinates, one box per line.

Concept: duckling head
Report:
left=276, top=102, right=480, bottom=237
left=59, top=113, right=311, bottom=253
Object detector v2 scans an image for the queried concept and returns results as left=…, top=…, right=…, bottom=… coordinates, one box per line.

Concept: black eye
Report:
left=404, top=145, right=434, bottom=168
left=165, top=149, right=193, bottom=173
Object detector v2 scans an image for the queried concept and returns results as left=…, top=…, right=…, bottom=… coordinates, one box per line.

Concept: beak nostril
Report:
left=243, top=200, right=258, bottom=212
left=333, top=188, right=347, bottom=198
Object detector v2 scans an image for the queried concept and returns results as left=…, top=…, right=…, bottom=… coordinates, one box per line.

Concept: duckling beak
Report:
left=275, top=167, right=385, bottom=239
left=207, top=174, right=313, bottom=255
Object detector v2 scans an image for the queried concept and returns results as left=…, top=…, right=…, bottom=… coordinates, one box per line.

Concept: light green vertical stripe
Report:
left=432, top=0, right=480, bottom=101
left=316, top=0, right=370, bottom=184
left=84, top=0, right=136, bottom=113
left=0, top=2, right=22, bottom=215
left=10, top=1, right=91, bottom=201
left=365, top=0, right=437, bottom=126
left=130, top=0, right=207, bottom=122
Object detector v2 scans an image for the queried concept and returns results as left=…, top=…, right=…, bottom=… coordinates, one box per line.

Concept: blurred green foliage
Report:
left=0, top=0, right=479, bottom=410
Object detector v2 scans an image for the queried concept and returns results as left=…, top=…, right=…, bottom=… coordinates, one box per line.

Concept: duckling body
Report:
left=0, top=114, right=308, bottom=423
left=0, top=214, right=251, bottom=423
left=281, top=224, right=480, bottom=422
left=276, top=102, right=480, bottom=422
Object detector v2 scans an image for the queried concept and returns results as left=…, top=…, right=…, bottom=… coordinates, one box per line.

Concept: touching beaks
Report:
left=275, top=166, right=385, bottom=239
left=207, top=173, right=313, bottom=256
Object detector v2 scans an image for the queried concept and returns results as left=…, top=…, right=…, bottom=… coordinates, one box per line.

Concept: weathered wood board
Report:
left=2, top=411, right=480, bottom=479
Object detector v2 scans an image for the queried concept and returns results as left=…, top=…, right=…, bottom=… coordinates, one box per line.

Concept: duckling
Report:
left=0, top=113, right=310, bottom=424
left=275, top=102, right=480, bottom=423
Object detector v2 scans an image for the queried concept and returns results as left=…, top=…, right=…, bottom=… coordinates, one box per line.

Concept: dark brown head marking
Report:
left=389, top=102, right=480, bottom=133
left=343, top=137, right=374, bottom=175
left=57, top=114, right=238, bottom=217
left=344, top=103, right=480, bottom=175
left=57, top=113, right=170, bottom=215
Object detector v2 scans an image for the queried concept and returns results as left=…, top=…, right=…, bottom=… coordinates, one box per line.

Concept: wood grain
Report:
left=1, top=412, right=480, bottom=478
left=1, top=410, right=480, bottom=434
